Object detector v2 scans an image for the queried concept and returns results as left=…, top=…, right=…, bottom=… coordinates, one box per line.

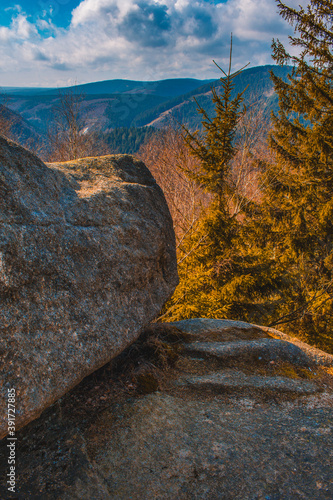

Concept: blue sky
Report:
left=0, top=1, right=80, bottom=29
left=0, top=0, right=304, bottom=87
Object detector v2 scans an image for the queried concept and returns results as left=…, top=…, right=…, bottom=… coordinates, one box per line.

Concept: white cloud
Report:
left=0, top=13, right=37, bottom=42
left=0, top=0, right=299, bottom=86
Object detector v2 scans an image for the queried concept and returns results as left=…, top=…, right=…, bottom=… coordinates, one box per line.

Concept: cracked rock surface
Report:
left=1, top=318, right=332, bottom=499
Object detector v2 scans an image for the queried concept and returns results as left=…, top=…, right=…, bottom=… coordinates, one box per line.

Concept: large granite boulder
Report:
left=0, top=136, right=178, bottom=438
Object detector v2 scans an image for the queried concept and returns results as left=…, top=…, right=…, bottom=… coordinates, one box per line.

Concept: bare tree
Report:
left=139, top=124, right=211, bottom=246
left=228, top=103, right=273, bottom=216
left=140, top=104, right=273, bottom=242
left=46, top=88, right=108, bottom=162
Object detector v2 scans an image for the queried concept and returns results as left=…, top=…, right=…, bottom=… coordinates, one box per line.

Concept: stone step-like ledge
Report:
left=183, top=338, right=329, bottom=367
left=177, top=369, right=320, bottom=395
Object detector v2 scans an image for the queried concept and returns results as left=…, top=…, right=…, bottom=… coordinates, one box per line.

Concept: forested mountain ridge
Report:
left=133, top=65, right=291, bottom=129
left=3, top=77, right=214, bottom=98
left=2, top=65, right=291, bottom=138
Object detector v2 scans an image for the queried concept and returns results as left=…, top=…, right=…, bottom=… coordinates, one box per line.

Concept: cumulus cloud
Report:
left=0, top=0, right=303, bottom=86
left=120, top=2, right=171, bottom=47
left=0, top=13, right=37, bottom=41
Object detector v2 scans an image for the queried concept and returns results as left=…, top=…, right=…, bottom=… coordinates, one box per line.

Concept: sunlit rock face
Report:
left=0, top=137, right=178, bottom=438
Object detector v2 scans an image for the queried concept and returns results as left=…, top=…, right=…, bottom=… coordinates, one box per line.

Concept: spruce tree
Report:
left=163, top=44, right=278, bottom=322
left=260, top=0, right=333, bottom=350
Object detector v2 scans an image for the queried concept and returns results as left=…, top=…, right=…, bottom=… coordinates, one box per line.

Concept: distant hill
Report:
left=0, top=104, right=41, bottom=146
left=6, top=93, right=168, bottom=133
left=1, top=87, right=53, bottom=96
left=2, top=66, right=293, bottom=153
left=42, top=78, right=216, bottom=98
left=3, top=78, right=215, bottom=99
left=132, top=65, right=292, bottom=130
left=3, top=77, right=215, bottom=133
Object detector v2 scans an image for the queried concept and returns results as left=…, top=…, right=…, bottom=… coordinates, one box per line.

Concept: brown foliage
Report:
left=139, top=106, right=272, bottom=241
left=228, top=104, right=272, bottom=216
left=138, top=125, right=211, bottom=245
